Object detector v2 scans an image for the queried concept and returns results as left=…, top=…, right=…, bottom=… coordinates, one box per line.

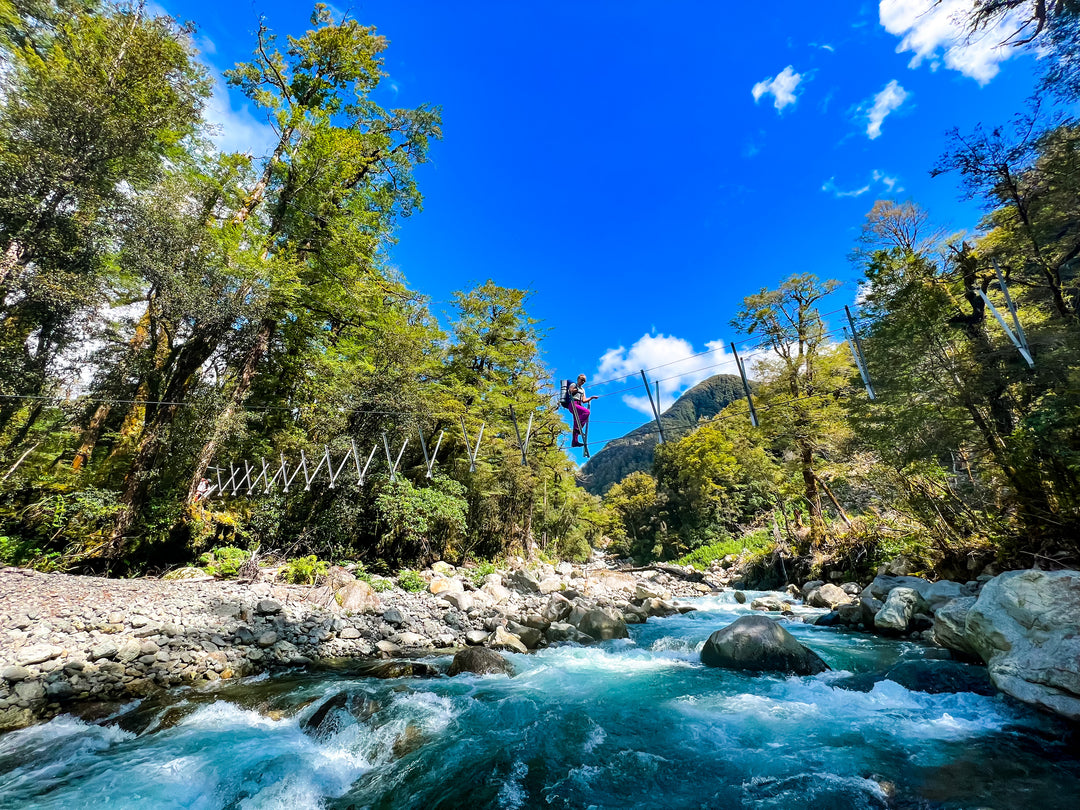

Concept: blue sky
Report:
left=160, top=0, right=1044, bottom=451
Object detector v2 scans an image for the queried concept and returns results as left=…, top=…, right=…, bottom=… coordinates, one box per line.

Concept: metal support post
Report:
left=730, top=343, right=759, bottom=427
left=641, top=370, right=666, bottom=443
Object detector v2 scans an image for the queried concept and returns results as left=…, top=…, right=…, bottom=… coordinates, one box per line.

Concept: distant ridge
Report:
left=579, top=374, right=746, bottom=495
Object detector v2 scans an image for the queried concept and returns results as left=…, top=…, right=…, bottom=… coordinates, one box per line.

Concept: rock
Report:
left=832, top=659, right=996, bottom=696
left=89, top=641, right=118, bottom=661
left=212, top=602, right=242, bottom=618
left=382, top=607, right=406, bottom=626
left=642, top=598, right=679, bottom=617
left=439, top=591, right=473, bottom=611
left=868, top=575, right=932, bottom=601
left=376, top=640, right=401, bottom=654
left=431, top=561, right=456, bottom=576
left=481, top=582, right=511, bottom=604
left=859, top=595, right=884, bottom=626
left=447, top=647, right=514, bottom=677
left=162, top=567, right=209, bottom=581
left=923, top=580, right=970, bottom=612
left=835, top=603, right=863, bottom=625
left=733, top=591, right=747, bottom=604
left=538, top=577, right=564, bottom=595
left=14, top=681, right=46, bottom=701
left=802, top=580, right=825, bottom=594
left=488, top=626, right=528, bottom=654
left=806, top=583, right=854, bottom=609
left=116, top=639, right=142, bottom=663
left=257, top=632, right=278, bottom=647
left=750, top=596, right=790, bottom=612
left=428, top=577, right=463, bottom=596
left=393, top=632, right=431, bottom=648
left=540, top=593, right=574, bottom=623
left=505, top=621, right=543, bottom=649
left=545, top=622, right=593, bottom=644
left=700, top=615, right=830, bottom=675
left=16, top=645, right=63, bottom=666
left=839, top=582, right=861, bottom=596
left=577, top=608, right=629, bottom=641
left=964, top=569, right=1080, bottom=719
left=506, top=569, right=541, bottom=594
left=365, top=661, right=438, bottom=679
left=465, top=630, right=490, bottom=645
left=635, top=582, right=670, bottom=601
left=814, top=611, right=844, bottom=627
left=256, top=598, right=282, bottom=615
left=874, top=587, right=928, bottom=632
left=319, top=566, right=355, bottom=591
left=339, top=627, right=361, bottom=640
left=336, top=580, right=381, bottom=614
left=392, top=725, right=426, bottom=758
left=2, top=666, right=31, bottom=681
left=931, top=596, right=978, bottom=657
left=555, top=562, right=573, bottom=576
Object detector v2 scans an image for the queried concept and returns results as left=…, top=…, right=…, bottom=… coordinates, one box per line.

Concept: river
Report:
left=1, top=591, right=1077, bottom=809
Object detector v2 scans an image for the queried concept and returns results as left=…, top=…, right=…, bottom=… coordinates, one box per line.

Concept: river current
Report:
left=1, top=591, right=1078, bottom=809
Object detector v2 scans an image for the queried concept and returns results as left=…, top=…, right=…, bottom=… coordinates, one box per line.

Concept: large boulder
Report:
left=806, top=583, right=854, bottom=609
left=700, top=615, right=829, bottom=675
left=924, top=580, right=971, bottom=612
left=931, top=596, right=978, bottom=657
left=577, top=608, right=629, bottom=641
left=964, top=569, right=1080, bottom=720
left=335, top=580, right=382, bottom=614
left=447, top=647, right=513, bottom=677
left=540, top=593, right=574, bottom=623
left=874, top=587, right=928, bottom=632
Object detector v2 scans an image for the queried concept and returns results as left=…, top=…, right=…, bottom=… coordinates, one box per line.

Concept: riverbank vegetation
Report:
left=0, top=1, right=1078, bottom=583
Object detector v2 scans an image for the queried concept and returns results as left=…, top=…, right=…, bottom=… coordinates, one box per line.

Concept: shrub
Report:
left=396, top=569, right=426, bottom=592
left=676, top=528, right=774, bottom=571
left=280, top=555, right=329, bottom=585
left=198, top=546, right=250, bottom=578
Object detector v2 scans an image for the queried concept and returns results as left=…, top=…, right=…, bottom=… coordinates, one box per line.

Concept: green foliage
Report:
left=374, top=476, right=468, bottom=564
left=279, top=554, right=329, bottom=585
left=197, top=546, right=250, bottom=579
left=675, top=529, right=775, bottom=571
left=396, top=569, right=426, bottom=592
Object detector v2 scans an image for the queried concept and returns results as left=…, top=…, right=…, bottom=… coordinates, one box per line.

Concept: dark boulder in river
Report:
left=700, top=615, right=830, bottom=675
left=447, top=647, right=514, bottom=677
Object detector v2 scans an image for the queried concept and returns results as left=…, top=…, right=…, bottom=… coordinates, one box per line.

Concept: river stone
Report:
left=964, top=569, right=1080, bottom=720
left=541, top=593, right=574, bottom=623
left=924, top=580, right=970, bottom=612
left=393, top=632, right=430, bottom=648
left=577, top=609, right=629, bottom=641
left=750, top=596, right=790, bottom=612
left=642, top=598, right=679, bottom=617
left=431, top=561, right=456, bottom=576
left=700, top=615, right=830, bottom=675
left=16, top=645, right=62, bottom=666
left=440, top=591, right=473, bottom=611
left=465, top=630, right=490, bottom=645
left=506, top=620, right=543, bottom=649
left=89, top=641, right=118, bottom=661
left=382, top=607, right=405, bottom=626
left=481, top=582, right=511, bottom=604
left=256, top=599, right=282, bottom=615
left=733, top=591, right=747, bottom=604
left=874, top=587, right=928, bottom=632
left=116, top=639, right=142, bottom=663
left=807, top=583, right=854, bottom=609
left=506, top=569, right=541, bottom=594
left=833, top=659, right=996, bottom=696
left=339, top=627, right=361, bottom=640
left=429, top=576, right=464, bottom=596
left=2, top=666, right=31, bottom=682
left=14, top=681, right=46, bottom=701
left=545, top=622, right=593, bottom=644
left=257, top=631, right=278, bottom=647
left=336, top=580, right=381, bottom=614
left=319, top=566, right=355, bottom=591
left=868, top=575, right=932, bottom=601
left=635, top=581, right=670, bottom=601
left=488, top=626, right=528, bottom=653
left=447, top=647, right=513, bottom=677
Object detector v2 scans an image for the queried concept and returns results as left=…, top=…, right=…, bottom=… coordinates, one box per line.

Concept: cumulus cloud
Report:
left=879, top=0, right=1018, bottom=84
left=594, top=333, right=744, bottom=416
left=751, top=65, right=805, bottom=111
left=864, top=80, right=908, bottom=139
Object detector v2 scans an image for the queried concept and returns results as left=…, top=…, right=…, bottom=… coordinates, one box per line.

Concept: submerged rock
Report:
left=832, top=659, right=996, bottom=696
left=447, top=647, right=514, bottom=677
left=700, top=615, right=830, bottom=675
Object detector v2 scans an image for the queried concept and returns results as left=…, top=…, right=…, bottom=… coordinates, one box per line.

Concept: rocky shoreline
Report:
left=0, top=561, right=707, bottom=731
left=3, top=559, right=1079, bottom=732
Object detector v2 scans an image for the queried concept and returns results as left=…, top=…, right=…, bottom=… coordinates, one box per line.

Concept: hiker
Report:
left=569, top=374, right=597, bottom=447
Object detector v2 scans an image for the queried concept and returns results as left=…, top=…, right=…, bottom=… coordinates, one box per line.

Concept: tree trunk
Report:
left=72, top=404, right=111, bottom=471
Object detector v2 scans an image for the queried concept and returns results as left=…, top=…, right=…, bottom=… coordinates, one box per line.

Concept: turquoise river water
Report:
left=1, top=592, right=1078, bottom=809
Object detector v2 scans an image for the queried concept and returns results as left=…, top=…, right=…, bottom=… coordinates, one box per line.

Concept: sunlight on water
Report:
left=1, top=594, right=1078, bottom=809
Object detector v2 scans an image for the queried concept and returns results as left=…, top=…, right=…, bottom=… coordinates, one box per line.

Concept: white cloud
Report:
left=864, top=79, right=908, bottom=139
left=594, top=334, right=742, bottom=416
left=822, top=169, right=904, bottom=198
left=879, top=0, right=1019, bottom=84
left=203, top=73, right=278, bottom=157
left=751, top=65, right=805, bottom=111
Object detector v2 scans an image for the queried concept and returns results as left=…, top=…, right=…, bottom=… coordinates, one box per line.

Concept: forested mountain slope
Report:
left=580, top=375, right=747, bottom=494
